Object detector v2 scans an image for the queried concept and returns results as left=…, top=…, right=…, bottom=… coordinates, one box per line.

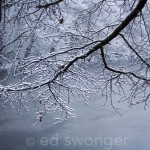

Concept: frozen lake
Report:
left=1, top=66, right=150, bottom=150
left=1, top=90, right=150, bottom=150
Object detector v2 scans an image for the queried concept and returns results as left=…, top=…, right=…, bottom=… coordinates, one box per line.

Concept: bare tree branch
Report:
left=37, top=0, right=64, bottom=9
